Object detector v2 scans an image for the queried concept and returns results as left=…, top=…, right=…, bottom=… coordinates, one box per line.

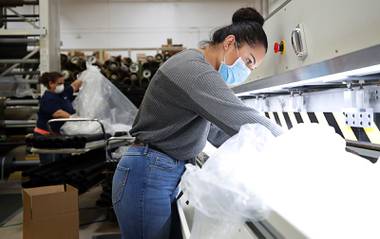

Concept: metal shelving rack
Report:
left=0, top=0, right=60, bottom=88
left=0, top=0, right=61, bottom=137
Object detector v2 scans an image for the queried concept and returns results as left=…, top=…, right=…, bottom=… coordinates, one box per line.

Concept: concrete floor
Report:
left=0, top=180, right=120, bottom=239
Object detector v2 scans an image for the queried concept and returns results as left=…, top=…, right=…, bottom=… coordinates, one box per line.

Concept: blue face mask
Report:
left=219, top=57, right=252, bottom=86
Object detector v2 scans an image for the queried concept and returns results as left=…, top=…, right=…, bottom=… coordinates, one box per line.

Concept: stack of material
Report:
left=60, top=53, right=164, bottom=107
left=60, top=52, right=86, bottom=82
left=22, top=148, right=106, bottom=193
left=25, top=133, right=110, bottom=149
left=60, top=39, right=185, bottom=107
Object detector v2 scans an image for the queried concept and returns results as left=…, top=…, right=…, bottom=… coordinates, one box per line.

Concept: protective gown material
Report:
left=181, top=123, right=380, bottom=239
left=61, top=65, right=138, bottom=135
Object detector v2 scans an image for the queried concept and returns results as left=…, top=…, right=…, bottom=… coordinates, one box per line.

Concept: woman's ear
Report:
left=48, top=80, right=55, bottom=90
left=223, top=35, right=236, bottom=50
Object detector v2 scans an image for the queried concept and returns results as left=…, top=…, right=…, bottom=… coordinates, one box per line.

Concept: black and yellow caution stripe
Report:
left=264, top=112, right=380, bottom=145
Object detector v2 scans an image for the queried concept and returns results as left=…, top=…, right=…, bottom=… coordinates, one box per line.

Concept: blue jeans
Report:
left=112, top=145, right=185, bottom=239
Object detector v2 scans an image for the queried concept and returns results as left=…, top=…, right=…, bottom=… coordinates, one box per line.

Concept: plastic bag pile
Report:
left=61, top=64, right=138, bottom=135
left=181, top=123, right=380, bottom=239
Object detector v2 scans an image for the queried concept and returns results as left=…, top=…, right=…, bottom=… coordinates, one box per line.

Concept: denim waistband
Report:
left=128, top=144, right=195, bottom=164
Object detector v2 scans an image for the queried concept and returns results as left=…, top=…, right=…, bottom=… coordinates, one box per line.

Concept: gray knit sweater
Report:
left=130, top=49, right=282, bottom=160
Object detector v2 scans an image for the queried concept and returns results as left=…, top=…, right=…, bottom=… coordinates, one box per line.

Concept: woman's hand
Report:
left=52, top=109, right=71, bottom=118
left=71, top=79, right=83, bottom=92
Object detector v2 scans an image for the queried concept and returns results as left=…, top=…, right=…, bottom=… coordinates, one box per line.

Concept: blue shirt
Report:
left=37, top=86, right=75, bottom=133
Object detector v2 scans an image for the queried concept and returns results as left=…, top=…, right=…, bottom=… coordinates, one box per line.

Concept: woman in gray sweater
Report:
left=112, top=7, right=282, bottom=239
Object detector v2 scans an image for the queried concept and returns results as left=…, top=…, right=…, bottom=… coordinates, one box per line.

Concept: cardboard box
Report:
left=23, top=184, right=79, bottom=239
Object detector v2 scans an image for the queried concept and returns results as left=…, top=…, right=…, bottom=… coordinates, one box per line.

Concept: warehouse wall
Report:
left=59, top=0, right=261, bottom=51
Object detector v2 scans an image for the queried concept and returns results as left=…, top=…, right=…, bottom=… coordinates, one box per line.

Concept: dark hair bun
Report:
left=39, top=72, right=63, bottom=88
left=232, top=7, right=264, bottom=26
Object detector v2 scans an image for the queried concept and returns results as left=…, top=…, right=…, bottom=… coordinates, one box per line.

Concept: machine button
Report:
left=274, top=42, right=280, bottom=53
left=274, top=40, right=285, bottom=54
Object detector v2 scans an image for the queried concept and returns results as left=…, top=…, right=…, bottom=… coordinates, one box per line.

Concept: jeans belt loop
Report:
left=143, top=144, right=149, bottom=154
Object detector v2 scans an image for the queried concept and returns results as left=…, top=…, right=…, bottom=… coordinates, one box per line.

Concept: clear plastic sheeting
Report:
left=181, top=124, right=274, bottom=239
left=181, top=123, right=380, bottom=239
left=61, top=64, right=138, bottom=135
left=0, top=76, right=35, bottom=97
left=16, top=81, right=34, bottom=97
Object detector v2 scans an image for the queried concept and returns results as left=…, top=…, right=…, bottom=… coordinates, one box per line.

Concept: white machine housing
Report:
left=178, top=0, right=380, bottom=239
left=241, top=0, right=380, bottom=89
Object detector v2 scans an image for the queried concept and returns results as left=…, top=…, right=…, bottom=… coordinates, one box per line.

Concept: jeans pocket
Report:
left=151, top=155, right=178, bottom=171
left=112, top=165, right=130, bottom=205
left=122, top=145, right=148, bottom=157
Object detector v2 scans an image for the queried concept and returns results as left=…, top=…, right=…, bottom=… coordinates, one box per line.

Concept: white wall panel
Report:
left=59, top=0, right=260, bottom=50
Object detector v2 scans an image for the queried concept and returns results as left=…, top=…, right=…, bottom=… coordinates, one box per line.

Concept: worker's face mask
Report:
left=219, top=44, right=252, bottom=86
left=54, top=84, right=64, bottom=94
